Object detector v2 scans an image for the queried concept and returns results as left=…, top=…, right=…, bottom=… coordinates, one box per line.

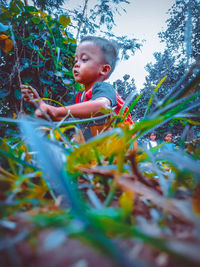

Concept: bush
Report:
left=0, top=0, right=80, bottom=118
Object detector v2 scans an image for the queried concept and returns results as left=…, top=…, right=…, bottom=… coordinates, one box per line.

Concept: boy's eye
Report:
left=82, top=57, right=88, bottom=62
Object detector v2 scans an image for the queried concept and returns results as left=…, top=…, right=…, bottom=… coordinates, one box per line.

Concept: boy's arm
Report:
left=35, top=97, right=111, bottom=121
left=20, top=84, right=111, bottom=120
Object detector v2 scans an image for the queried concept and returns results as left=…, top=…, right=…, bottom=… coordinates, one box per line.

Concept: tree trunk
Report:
left=76, top=0, right=89, bottom=41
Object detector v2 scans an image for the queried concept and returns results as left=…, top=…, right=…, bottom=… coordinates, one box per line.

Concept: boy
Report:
left=146, top=132, right=159, bottom=150
left=160, top=132, right=176, bottom=152
left=21, top=36, right=132, bottom=138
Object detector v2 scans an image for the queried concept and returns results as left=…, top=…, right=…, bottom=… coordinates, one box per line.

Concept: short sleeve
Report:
left=92, top=82, right=118, bottom=107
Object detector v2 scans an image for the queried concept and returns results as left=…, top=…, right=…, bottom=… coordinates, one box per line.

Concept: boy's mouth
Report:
left=73, top=70, right=79, bottom=76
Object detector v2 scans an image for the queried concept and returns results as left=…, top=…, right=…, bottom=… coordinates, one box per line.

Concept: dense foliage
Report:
left=158, top=0, right=200, bottom=62
left=135, top=0, right=200, bottom=137
left=0, top=0, right=142, bottom=121
left=64, top=0, right=142, bottom=59
left=0, top=0, right=78, bottom=118
left=32, top=0, right=65, bottom=12
left=114, top=74, right=137, bottom=100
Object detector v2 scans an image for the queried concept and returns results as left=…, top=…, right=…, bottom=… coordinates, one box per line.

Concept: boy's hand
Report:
left=35, top=103, right=56, bottom=121
left=20, top=84, right=40, bottom=103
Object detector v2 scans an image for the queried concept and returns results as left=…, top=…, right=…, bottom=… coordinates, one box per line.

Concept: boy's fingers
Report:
left=21, top=91, right=36, bottom=103
left=20, top=85, right=40, bottom=103
left=21, top=88, right=32, bottom=95
left=35, top=109, right=43, bottom=118
left=20, top=84, right=27, bottom=88
left=24, top=95, right=34, bottom=101
left=48, top=109, right=56, bottom=118
left=20, top=84, right=39, bottom=96
left=35, top=105, right=55, bottom=120
left=20, top=85, right=26, bottom=90
left=22, top=90, right=34, bottom=96
left=20, top=84, right=33, bottom=89
left=20, top=85, right=32, bottom=92
left=21, top=90, right=32, bottom=96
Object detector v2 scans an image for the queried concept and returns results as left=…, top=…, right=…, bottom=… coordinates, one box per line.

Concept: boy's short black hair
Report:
left=149, top=132, right=157, bottom=136
left=80, top=36, right=119, bottom=78
left=163, top=132, right=173, bottom=139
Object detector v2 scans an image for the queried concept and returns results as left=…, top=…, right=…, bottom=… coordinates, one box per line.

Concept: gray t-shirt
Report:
left=63, top=82, right=117, bottom=107
left=91, top=82, right=118, bottom=107
left=63, top=82, right=117, bottom=140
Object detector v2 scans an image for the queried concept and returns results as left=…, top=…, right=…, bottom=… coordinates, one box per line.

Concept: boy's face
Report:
left=150, top=133, right=156, bottom=141
left=164, top=133, right=172, bottom=142
left=73, top=41, right=106, bottom=87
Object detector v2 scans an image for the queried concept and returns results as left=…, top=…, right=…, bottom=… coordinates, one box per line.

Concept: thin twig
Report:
left=76, top=0, right=89, bottom=41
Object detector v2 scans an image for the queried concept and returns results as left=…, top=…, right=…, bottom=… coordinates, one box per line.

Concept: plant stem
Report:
left=104, top=180, right=117, bottom=206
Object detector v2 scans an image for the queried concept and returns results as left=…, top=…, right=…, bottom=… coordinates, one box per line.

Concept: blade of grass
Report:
left=122, top=93, right=142, bottom=122
left=0, top=149, right=38, bottom=171
left=144, top=76, right=167, bottom=118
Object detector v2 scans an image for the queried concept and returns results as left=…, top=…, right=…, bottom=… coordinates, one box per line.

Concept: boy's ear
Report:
left=100, top=64, right=111, bottom=78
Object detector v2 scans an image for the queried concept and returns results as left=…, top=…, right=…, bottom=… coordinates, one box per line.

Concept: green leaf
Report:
left=22, top=77, right=32, bottom=83
left=37, top=50, right=46, bottom=60
left=38, top=23, right=45, bottom=31
left=10, top=0, right=24, bottom=14
left=144, top=75, right=167, bottom=118
left=24, top=5, right=37, bottom=12
left=175, top=117, right=200, bottom=126
left=31, top=17, right=41, bottom=25
left=0, top=149, right=37, bottom=171
left=40, top=77, right=52, bottom=85
left=122, top=93, right=142, bottom=122
left=0, top=22, right=8, bottom=32
left=59, top=15, right=71, bottom=27
left=62, top=78, right=72, bottom=84
left=0, top=88, right=9, bottom=98
left=32, top=63, right=44, bottom=68
left=14, top=89, right=22, bottom=100
left=55, top=71, right=64, bottom=77
left=68, top=37, right=76, bottom=44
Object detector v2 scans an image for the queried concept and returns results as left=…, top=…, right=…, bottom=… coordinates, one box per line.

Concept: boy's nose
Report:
left=74, top=60, right=80, bottom=67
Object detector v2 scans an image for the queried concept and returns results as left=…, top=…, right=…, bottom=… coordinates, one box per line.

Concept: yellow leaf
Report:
left=59, top=126, right=73, bottom=133
left=136, top=152, right=148, bottom=162
left=3, top=38, right=13, bottom=53
left=54, top=129, right=61, bottom=140
left=0, top=34, right=8, bottom=40
left=59, top=15, right=71, bottom=27
left=119, top=191, right=134, bottom=222
left=193, top=199, right=200, bottom=215
left=38, top=10, right=48, bottom=18
left=193, top=184, right=200, bottom=216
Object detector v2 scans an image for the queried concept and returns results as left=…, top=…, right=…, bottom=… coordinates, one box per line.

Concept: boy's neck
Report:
left=84, top=78, right=105, bottom=92
left=84, top=84, right=93, bottom=92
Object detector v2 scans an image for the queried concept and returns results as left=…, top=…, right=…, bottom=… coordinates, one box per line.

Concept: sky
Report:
left=108, top=0, right=175, bottom=90
left=64, top=0, right=175, bottom=90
